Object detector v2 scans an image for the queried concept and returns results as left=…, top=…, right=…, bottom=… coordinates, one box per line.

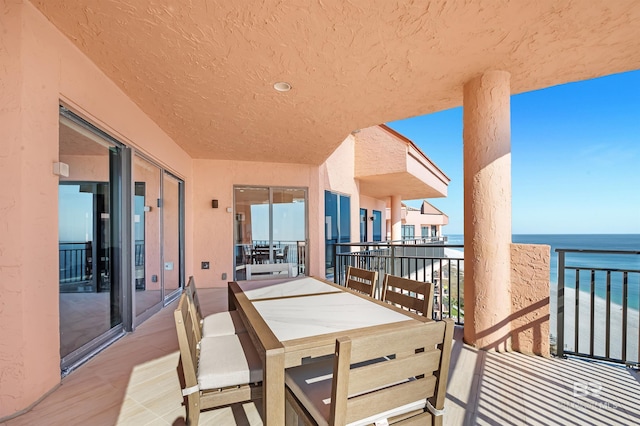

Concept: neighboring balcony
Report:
left=354, top=125, right=449, bottom=200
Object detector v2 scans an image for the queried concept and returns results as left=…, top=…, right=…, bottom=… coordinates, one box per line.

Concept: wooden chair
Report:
left=297, top=241, right=306, bottom=275
left=174, top=293, right=263, bottom=425
left=345, top=266, right=378, bottom=298
left=275, top=245, right=289, bottom=263
left=284, top=319, right=455, bottom=426
left=381, top=274, right=435, bottom=319
left=185, top=276, right=246, bottom=339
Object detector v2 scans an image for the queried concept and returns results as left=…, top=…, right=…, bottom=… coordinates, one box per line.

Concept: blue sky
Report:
left=387, top=70, right=640, bottom=235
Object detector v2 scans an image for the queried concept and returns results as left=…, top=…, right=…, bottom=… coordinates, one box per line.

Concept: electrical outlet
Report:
left=221, top=273, right=227, bottom=280
left=201, top=261, right=210, bottom=269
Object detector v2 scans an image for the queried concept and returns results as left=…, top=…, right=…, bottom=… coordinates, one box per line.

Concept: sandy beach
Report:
left=551, top=285, right=638, bottom=363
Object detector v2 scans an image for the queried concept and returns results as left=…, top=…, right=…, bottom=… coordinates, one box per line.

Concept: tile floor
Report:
left=3, top=288, right=640, bottom=426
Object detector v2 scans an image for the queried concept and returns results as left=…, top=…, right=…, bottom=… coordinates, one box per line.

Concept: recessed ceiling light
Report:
left=273, top=82, right=292, bottom=92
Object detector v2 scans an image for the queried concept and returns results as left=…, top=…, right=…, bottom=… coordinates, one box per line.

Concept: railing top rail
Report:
left=555, top=248, right=640, bottom=255
left=334, top=242, right=463, bottom=249
left=564, top=266, right=640, bottom=274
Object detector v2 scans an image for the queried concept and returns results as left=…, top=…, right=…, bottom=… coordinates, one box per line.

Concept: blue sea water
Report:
left=445, top=234, right=640, bottom=310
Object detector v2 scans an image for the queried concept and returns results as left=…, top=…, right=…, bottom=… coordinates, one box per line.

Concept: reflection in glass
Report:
left=58, top=116, right=122, bottom=365
left=163, top=172, right=182, bottom=299
left=133, top=156, right=162, bottom=316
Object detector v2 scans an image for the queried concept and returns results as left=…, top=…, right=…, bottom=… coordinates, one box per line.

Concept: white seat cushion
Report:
left=198, top=333, right=263, bottom=389
left=201, top=310, right=247, bottom=337
left=285, top=359, right=425, bottom=426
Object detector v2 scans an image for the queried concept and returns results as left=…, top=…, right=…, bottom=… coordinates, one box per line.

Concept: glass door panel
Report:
left=133, top=155, right=162, bottom=317
left=162, top=172, right=182, bottom=300
left=234, top=187, right=270, bottom=279
left=360, top=208, right=367, bottom=242
left=272, top=188, right=307, bottom=276
left=325, top=191, right=350, bottom=279
left=325, top=191, right=338, bottom=277
left=58, top=114, right=123, bottom=368
left=373, top=210, right=382, bottom=241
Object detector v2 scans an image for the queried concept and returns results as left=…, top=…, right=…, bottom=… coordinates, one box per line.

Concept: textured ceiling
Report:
left=32, top=0, right=640, bottom=164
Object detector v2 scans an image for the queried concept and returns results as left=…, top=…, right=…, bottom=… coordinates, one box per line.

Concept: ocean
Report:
left=445, top=234, right=640, bottom=310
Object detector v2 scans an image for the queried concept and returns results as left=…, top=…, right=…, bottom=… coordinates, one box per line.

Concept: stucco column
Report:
left=390, top=195, right=402, bottom=241
left=463, top=71, right=512, bottom=352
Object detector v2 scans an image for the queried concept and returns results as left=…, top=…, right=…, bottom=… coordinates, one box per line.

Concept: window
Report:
left=325, top=191, right=350, bottom=277
left=401, top=225, right=415, bottom=240
left=421, top=226, right=430, bottom=238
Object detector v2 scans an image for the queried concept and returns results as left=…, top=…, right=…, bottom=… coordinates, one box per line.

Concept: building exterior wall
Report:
left=191, top=159, right=319, bottom=287
left=358, top=195, right=387, bottom=242
left=354, top=127, right=406, bottom=176
left=401, top=208, right=447, bottom=237
left=1, top=3, right=451, bottom=418
left=0, top=2, right=192, bottom=417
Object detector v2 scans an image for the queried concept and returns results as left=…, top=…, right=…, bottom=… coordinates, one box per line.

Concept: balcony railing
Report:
left=60, top=240, right=145, bottom=292
left=59, top=242, right=92, bottom=284
left=555, top=248, right=640, bottom=367
left=333, top=242, right=464, bottom=324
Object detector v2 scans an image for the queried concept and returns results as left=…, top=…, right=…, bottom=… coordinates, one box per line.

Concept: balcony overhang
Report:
left=355, top=125, right=449, bottom=200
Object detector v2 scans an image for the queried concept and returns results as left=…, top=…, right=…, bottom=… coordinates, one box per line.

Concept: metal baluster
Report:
left=556, top=251, right=565, bottom=357
left=605, top=271, right=611, bottom=359
left=622, top=272, right=628, bottom=363
left=575, top=269, right=580, bottom=354
left=590, top=269, right=595, bottom=357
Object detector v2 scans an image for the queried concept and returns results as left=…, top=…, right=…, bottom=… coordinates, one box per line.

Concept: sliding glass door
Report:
left=58, top=111, right=127, bottom=372
left=162, top=171, right=183, bottom=301
left=58, top=107, right=184, bottom=373
left=234, top=187, right=307, bottom=279
left=133, top=155, right=162, bottom=318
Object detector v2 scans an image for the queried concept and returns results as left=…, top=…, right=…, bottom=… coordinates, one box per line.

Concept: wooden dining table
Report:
left=227, top=275, right=431, bottom=425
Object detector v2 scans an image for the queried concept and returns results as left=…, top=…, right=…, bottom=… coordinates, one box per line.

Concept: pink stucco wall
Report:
left=1, top=3, right=451, bottom=418
left=0, top=2, right=192, bottom=417
left=402, top=209, right=447, bottom=232
left=511, top=244, right=551, bottom=356
left=355, top=128, right=406, bottom=176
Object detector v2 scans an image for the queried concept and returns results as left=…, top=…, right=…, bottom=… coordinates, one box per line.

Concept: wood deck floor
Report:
left=4, top=288, right=640, bottom=426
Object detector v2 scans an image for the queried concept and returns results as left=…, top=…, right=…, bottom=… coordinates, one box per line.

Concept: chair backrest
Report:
left=345, top=266, right=378, bottom=298
left=330, top=319, right=454, bottom=425
left=297, top=241, right=306, bottom=274
left=184, top=276, right=204, bottom=339
left=174, top=293, right=200, bottom=392
left=382, top=274, right=434, bottom=318
left=245, top=262, right=293, bottom=280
